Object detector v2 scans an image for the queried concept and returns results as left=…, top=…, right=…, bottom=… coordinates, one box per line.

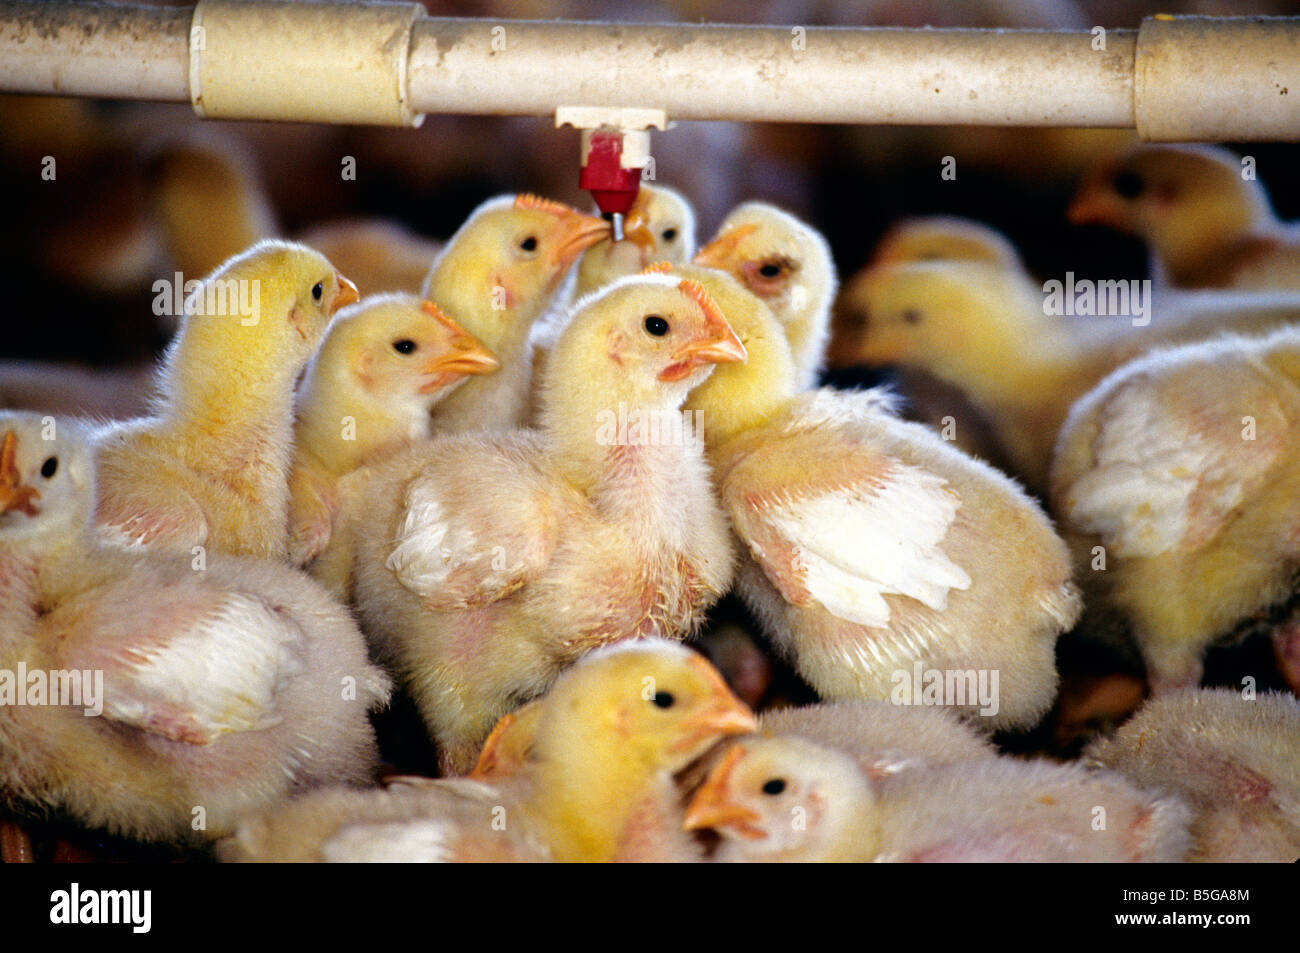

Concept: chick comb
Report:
left=514, top=193, right=573, bottom=217
left=420, top=298, right=457, bottom=327
left=677, top=278, right=725, bottom=325
left=642, top=261, right=674, bottom=275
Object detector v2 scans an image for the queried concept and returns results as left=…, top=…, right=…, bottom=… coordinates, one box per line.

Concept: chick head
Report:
left=1069, top=145, right=1272, bottom=259
left=179, top=239, right=359, bottom=372
left=422, top=194, right=609, bottom=340
left=312, top=293, right=498, bottom=411
left=694, top=202, right=836, bottom=333
left=577, top=184, right=697, bottom=295
left=668, top=263, right=798, bottom=443
left=828, top=259, right=1036, bottom=375
left=871, top=216, right=1024, bottom=271
left=0, top=411, right=95, bottom=544
left=545, top=274, right=746, bottom=416
left=533, top=639, right=757, bottom=778
left=684, top=735, right=878, bottom=861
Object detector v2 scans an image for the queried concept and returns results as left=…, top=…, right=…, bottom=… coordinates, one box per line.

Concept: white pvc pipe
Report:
left=0, top=2, right=1297, bottom=140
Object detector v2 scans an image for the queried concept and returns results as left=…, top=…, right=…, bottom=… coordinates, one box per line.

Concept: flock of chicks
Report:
left=2, top=140, right=1299, bottom=863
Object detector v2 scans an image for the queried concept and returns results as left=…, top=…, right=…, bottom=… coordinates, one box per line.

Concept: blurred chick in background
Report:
left=289, top=294, right=499, bottom=575
left=420, top=193, right=609, bottom=434
left=1051, top=329, right=1300, bottom=694
left=92, top=241, right=358, bottom=558
left=0, top=412, right=390, bottom=848
left=1085, top=688, right=1300, bottom=862
left=1070, top=144, right=1300, bottom=291
left=686, top=735, right=1190, bottom=862
left=222, top=639, right=756, bottom=862
left=350, top=275, right=744, bottom=771
left=677, top=263, right=1080, bottom=730
left=832, top=253, right=1300, bottom=491
left=694, top=201, right=837, bottom=391
left=867, top=215, right=1026, bottom=270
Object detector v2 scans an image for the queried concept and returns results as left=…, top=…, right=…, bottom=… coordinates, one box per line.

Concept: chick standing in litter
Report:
left=420, top=194, right=609, bottom=434
left=677, top=264, right=1080, bottom=731
left=93, top=240, right=359, bottom=558
left=694, top=202, right=837, bottom=390
left=1051, top=329, right=1300, bottom=694
left=1085, top=688, right=1300, bottom=862
left=289, top=294, right=499, bottom=577
left=221, top=640, right=756, bottom=862
left=1069, top=144, right=1300, bottom=291
left=0, top=412, right=390, bottom=845
left=686, top=735, right=1190, bottom=862
left=350, top=275, right=744, bottom=771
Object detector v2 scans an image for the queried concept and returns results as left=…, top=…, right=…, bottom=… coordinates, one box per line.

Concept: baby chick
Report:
left=222, top=639, right=756, bottom=862
left=350, top=275, right=744, bottom=771
left=0, top=412, right=390, bottom=844
left=687, top=736, right=1190, bottom=862
left=1070, top=144, right=1300, bottom=291
left=831, top=257, right=1300, bottom=490
left=289, top=294, right=499, bottom=577
left=93, top=240, right=359, bottom=558
left=1085, top=689, right=1300, bottom=862
left=694, top=202, right=837, bottom=390
left=420, top=194, right=610, bottom=434
left=1051, top=329, right=1300, bottom=693
left=678, top=264, right=1081, bottom=731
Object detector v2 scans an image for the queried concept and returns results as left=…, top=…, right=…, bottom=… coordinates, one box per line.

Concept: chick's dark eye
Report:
left=519, top=236, right=538, bottom=252
left=644, top=315, right=670, bottom=337
left=651, top=691, right=675, bottom=709
left=661, top=228, right=677, bottom=242
left=40, top=457, right=58, bottom=479
left=393, top=339, right=417, bottom=355
left=759, top=263, right=783, bottom=279
left=902, top=309, right=922, bottom=325
left=762, top=778, right=786, bottom=796
left=312, top=282, right=324, bottom=302
left=1113, top=171, right=1144, bottom=199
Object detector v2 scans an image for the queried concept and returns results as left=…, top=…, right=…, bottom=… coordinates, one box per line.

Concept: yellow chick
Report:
left=573, top=183, right=697, bottom=298
left=221, top=639, right=756, bottom=862
left=420, top=194, right=610, bottom=434
left=1070, top=144, right=1300, bottom=291
left=350, top=275, right=745, bottom=771
left=92, top=240, right=359, bottom=558
left=289, top=294, right=499, bottom=576
left=694, top=202, right=837, bottom=390
left=1050, top=329, right=1300, bottom=694
left=1085, top=689, right=1300, bottom=862
left=831, top=257, right=1300, bottom=491
left=687, top=736, right=1191, bottom=862
left=868, top=215, right=1025, bottom=270
left=678, top=264, right=1081, bottom=731
left=0, top=412, right=391, bottom=844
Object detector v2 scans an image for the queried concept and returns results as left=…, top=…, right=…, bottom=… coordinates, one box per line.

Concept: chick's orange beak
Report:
left=553, top=212, right=614, bottom=268
left=621, top=211, right=657, bottom=253
left=669, top=653, right=757, bottom=755
left=0, top=430, right=40, bottom=517
left=659, top=280, right=747, bottom=382
left=1066, top=185, right=1117, bottom=227
left=683, top=746, right=766, bottom=838
left=469, top=711, right=519, bottom=780
left=419, top=301, right=500, bottom=387
left=331, top=274, right=361, bottom=314
left=693, top=223, right=759, bottom=271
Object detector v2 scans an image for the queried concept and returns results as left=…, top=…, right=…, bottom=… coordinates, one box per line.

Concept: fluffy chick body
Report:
left=681, top=265, right=1080, bottom=730
left=93, top=240, right=358, bottom=558
left=1085, top=688, right=1300, bottom=862
left=1051, top=330, right=1300, bottom=692
left=350, top=276, right=743, bottom=771
left=0, top=412, right=390, bottom=844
